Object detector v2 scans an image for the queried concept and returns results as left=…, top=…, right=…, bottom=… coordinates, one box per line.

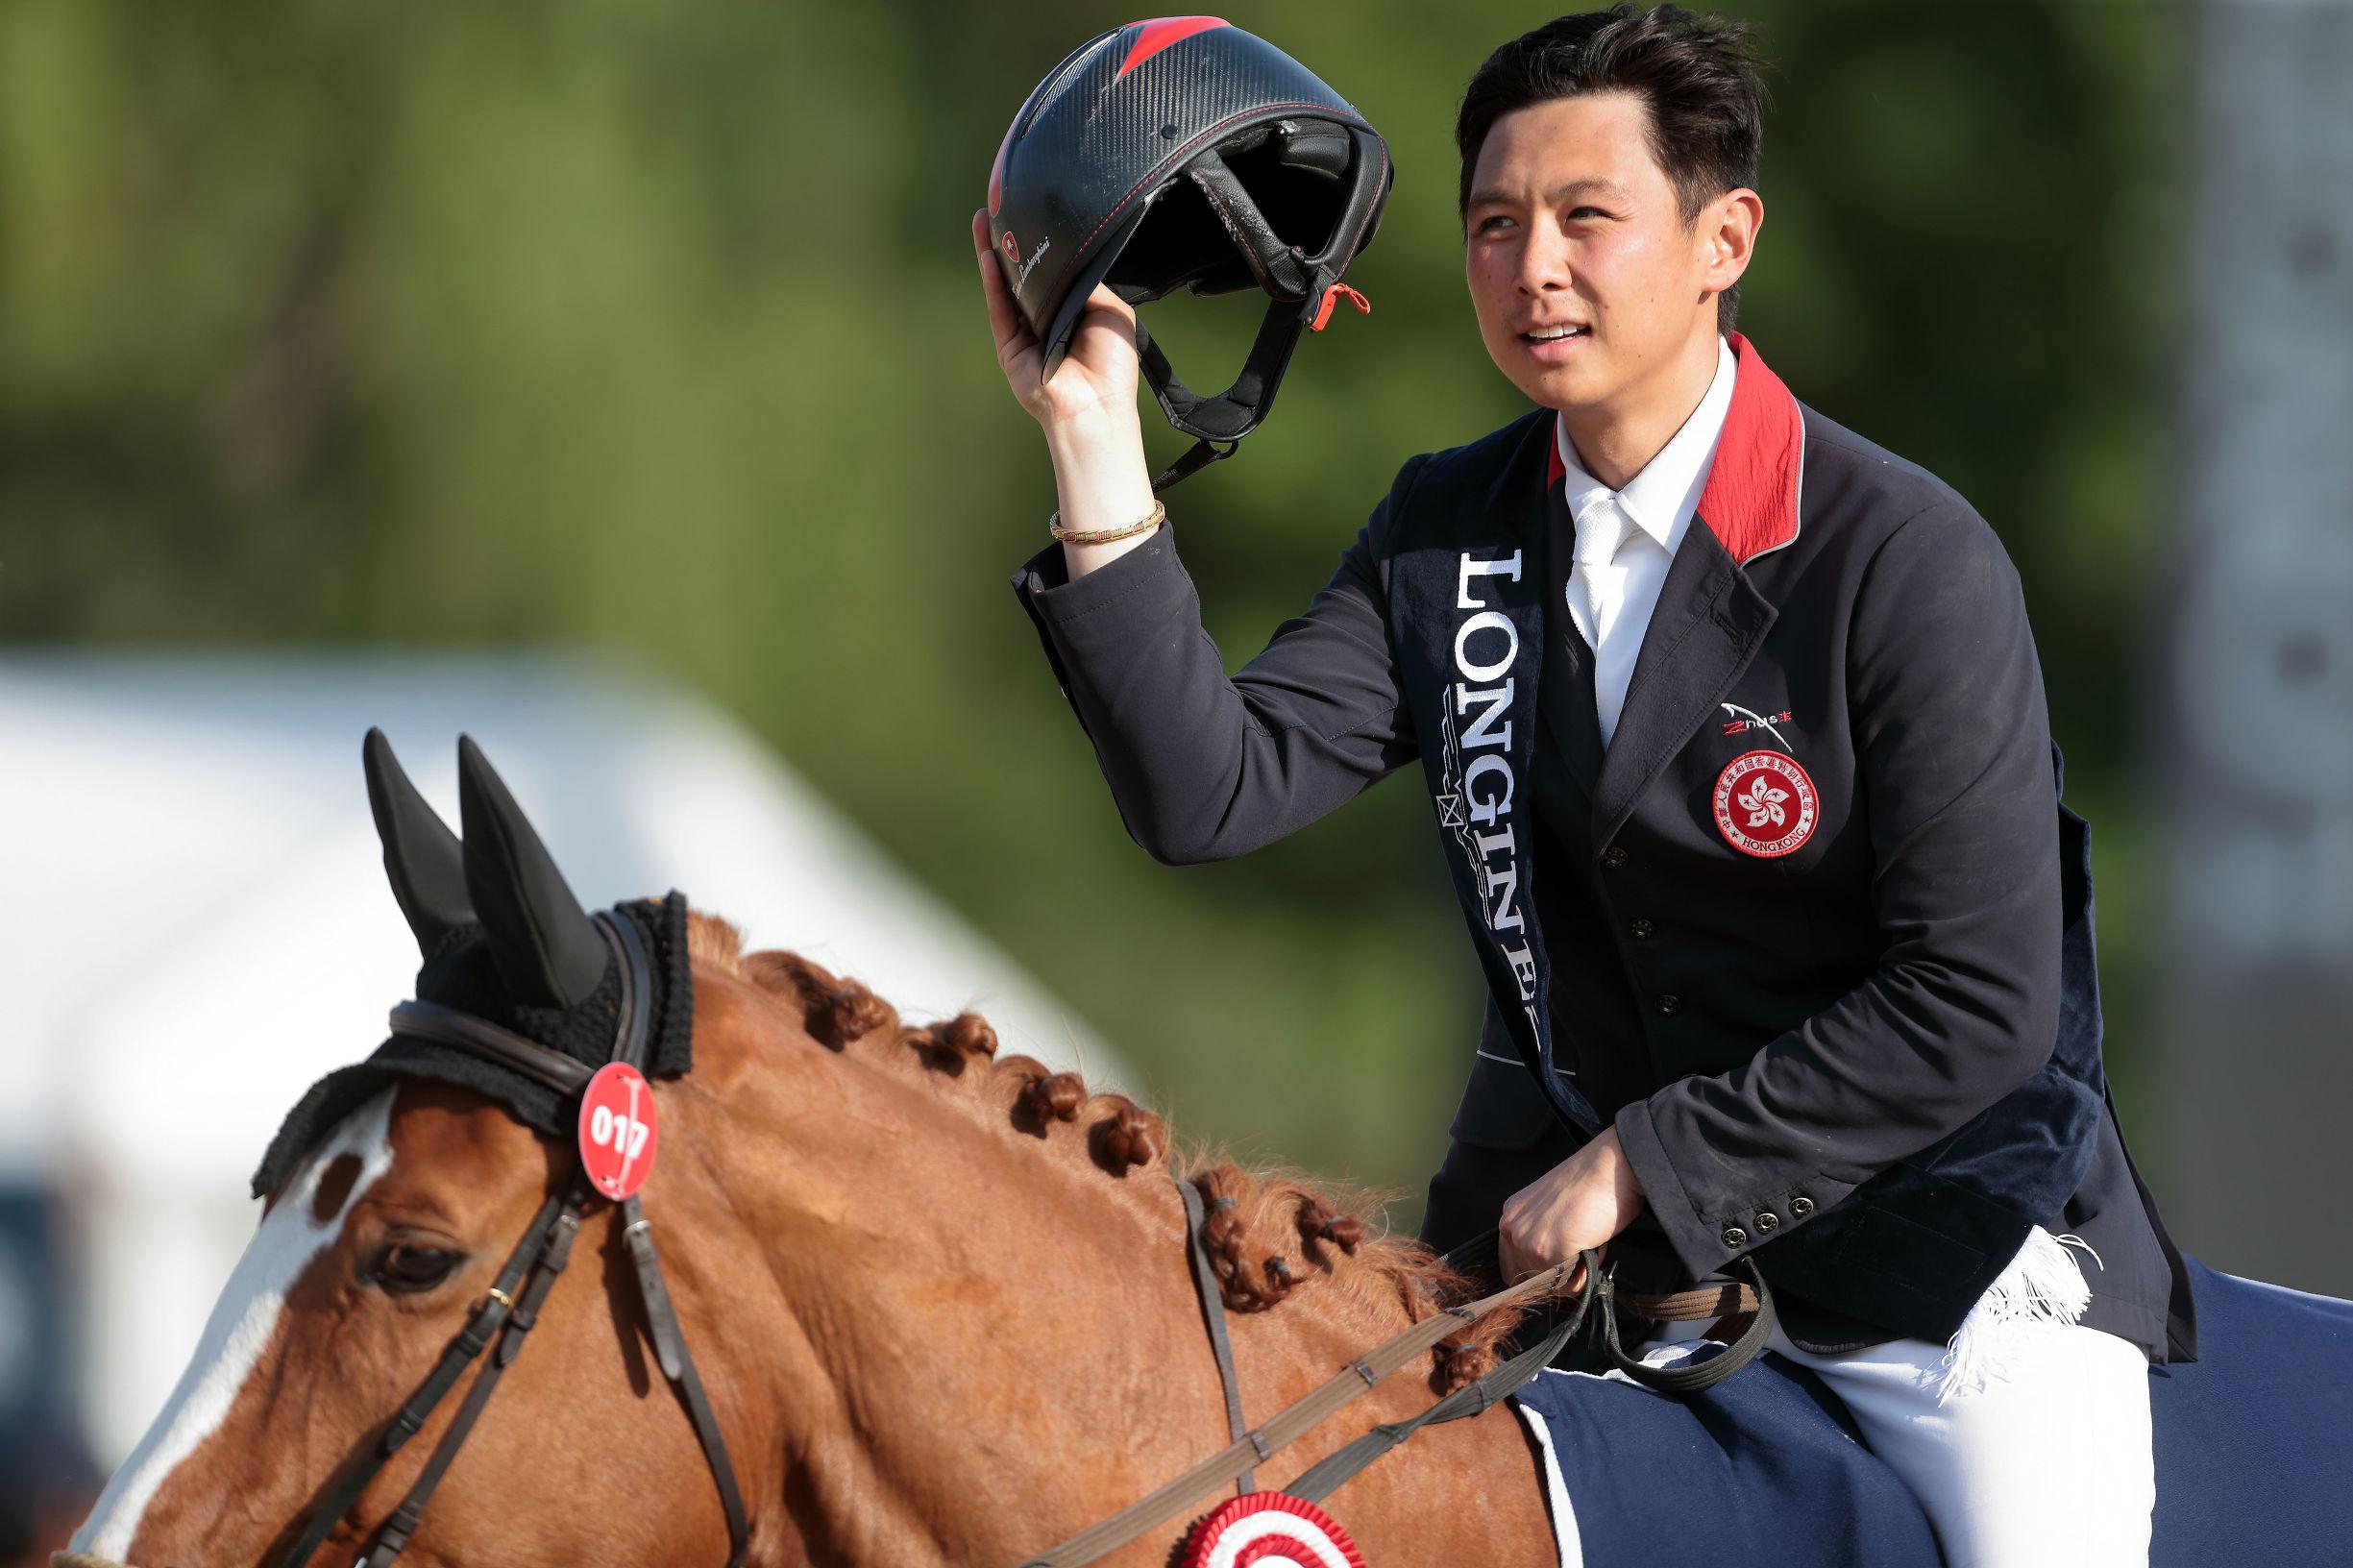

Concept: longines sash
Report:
left=1386, top=439, right=1602, bottom=1138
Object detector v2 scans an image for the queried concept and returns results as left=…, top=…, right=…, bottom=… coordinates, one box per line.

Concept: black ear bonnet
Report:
left=251, top=733, right=697, bottom=1199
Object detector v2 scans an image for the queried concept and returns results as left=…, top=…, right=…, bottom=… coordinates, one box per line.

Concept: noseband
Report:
left=272, top=910, right=748, bottom=1568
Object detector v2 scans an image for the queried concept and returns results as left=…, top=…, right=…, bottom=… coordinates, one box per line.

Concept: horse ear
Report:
left=454, top=734, right=608, bottom=1008
left=363, top=727, right=476, bottom=957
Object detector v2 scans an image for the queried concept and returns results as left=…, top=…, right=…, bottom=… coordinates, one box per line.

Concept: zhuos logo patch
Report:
left=1711, top=749, right=1818, bottom=858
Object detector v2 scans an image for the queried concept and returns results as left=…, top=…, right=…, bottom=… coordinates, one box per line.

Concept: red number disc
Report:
left=576, top=1062, right=659, bottom=1201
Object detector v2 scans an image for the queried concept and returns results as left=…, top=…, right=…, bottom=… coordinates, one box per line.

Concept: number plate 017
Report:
left=576, top=1062, right=659, bottom=1200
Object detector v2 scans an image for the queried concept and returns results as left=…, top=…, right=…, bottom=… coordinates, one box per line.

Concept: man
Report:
left=974, top=8, right=2191, bottom=1562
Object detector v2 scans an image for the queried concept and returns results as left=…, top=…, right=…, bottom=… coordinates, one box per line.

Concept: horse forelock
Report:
left=684, top=913, right=1517, bottom=1393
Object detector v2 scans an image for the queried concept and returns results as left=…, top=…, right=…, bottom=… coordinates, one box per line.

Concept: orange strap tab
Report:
left=1309, top=282, right=1372, bottom=332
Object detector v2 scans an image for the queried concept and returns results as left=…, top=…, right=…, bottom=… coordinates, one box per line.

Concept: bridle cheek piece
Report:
left=272, top=910, right=748, bottom=1568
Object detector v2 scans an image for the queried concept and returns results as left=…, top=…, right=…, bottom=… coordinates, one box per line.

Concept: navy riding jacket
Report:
left=1011, top=333, right=2194, bottom=1361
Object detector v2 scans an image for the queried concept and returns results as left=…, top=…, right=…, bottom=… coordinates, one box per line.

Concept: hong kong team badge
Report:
left=1180, top=1492, right=1366, bottom=1568
left=1712, top=748, right=1818, bottom=858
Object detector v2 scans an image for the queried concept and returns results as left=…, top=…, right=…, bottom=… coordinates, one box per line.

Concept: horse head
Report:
left=63, top=731, right=1540, bottom=1568
left=61, top=734, right=760, bottom=1565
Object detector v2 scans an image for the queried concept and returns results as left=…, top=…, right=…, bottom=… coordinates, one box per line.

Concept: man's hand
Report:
left=971, top=207, right=1158, bottom=576
left=972, top=207, right=1142, bottom=434
left=1498, top=1126, right=1647, bottom=1288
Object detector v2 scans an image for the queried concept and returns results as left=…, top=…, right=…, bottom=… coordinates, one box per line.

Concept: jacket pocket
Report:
left=1445, top=1010, right=1560, bottom=1151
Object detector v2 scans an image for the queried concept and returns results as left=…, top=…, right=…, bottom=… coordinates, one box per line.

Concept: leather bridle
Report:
left=267, top=902, right=1775, bottom=1568
left=272, top=909, right=748, bottom=1568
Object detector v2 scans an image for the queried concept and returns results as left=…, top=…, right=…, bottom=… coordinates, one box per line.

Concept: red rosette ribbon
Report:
left=1179, top=1492, right=1368, bottom=1568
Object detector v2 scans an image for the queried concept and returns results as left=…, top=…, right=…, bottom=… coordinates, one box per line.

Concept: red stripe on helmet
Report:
left=1115, top=16, right=1228, bottom=79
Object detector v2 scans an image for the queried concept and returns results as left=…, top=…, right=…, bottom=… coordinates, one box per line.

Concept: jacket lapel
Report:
left=1590, top=527, right=1776, bottom=849
left=1581, top=331, right=1807, bottom=851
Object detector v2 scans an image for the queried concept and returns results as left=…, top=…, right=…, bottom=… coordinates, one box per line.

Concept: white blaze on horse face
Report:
left=70, top=1089, right=401, bottom=1560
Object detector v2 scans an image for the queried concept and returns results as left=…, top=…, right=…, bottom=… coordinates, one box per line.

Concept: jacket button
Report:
left=1755, top=1211, right=1779, bottom=1232
left=1602, top=846, right=1630, bottom=870
left=1628, top=918, right=1654, bottom=940
left=1655, top=993, right=1682, bottom=1016
left=1791, top=1195, right=1814, bottom=1216
left=1721, top=1226, right=1747, bottom=1249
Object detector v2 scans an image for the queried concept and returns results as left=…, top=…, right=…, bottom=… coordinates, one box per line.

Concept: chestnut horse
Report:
left=61, top=738, right=1554, bottom=1568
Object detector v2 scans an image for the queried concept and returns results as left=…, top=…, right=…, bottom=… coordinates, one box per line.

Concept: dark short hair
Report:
left=1457, top=5, right=1767, bottom=330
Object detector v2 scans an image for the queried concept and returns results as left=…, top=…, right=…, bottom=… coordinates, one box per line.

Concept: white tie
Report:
left=1569, top=492, right=1632, bottom=650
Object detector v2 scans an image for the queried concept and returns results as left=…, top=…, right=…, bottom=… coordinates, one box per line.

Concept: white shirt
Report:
left=1556, top=334, right=1738, bottom=746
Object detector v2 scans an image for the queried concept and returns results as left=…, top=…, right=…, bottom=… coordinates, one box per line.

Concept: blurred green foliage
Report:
left=0, top=1, right=2185, bottom=1222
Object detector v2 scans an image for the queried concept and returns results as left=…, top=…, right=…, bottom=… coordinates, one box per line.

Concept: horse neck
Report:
left=681, top=967, right=1549, bottom=1565
left=674, top=978, right=1213, bottom=1561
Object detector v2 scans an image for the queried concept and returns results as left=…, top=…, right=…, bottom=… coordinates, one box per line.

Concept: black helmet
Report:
left=987, top=17, right=1392, bottom=488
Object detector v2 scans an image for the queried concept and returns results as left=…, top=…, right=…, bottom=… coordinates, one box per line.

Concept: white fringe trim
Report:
left=1934, top=1226, right=2104, bottom=1406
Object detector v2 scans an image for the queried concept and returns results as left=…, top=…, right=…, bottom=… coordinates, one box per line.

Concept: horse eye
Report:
left=371, top=1242, right=464, bottom=1294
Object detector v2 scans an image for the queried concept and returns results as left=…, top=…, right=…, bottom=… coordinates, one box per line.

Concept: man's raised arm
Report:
left=1010, top=479, right=1421, bottom=865
left=976, top=206, right=1419, bottom=864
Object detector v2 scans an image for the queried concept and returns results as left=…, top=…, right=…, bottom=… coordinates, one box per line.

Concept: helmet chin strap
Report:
left=1130, top=299, right=1302, bottom=491
left=1147, top=431, right=1241, bottom=493
left=1125, top=127, right=1390, bottom=492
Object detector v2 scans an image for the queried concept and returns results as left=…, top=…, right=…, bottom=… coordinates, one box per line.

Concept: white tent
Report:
left=0, top=651, right=1120, bottom=1462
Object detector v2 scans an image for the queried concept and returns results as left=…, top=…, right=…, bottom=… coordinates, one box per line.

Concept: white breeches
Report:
left=1646, top=1228, right=2155, bottom=1567
left=1760, top=1317, right=2153, bottom=1567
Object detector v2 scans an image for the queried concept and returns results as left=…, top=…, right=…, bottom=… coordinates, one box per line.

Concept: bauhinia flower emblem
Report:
left=1710, top=748, right=1819, bottom=859
left=1736, top=776, right=1790, bottom=830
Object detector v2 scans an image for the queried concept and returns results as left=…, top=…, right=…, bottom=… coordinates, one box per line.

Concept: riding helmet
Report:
left=986, top=17, right=1393, bottom=488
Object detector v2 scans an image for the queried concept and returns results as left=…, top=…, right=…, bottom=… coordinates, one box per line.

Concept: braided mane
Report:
left=688, top=913, right=1517, bottom=1391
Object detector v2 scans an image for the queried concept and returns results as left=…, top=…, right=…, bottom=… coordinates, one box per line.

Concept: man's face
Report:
left=1463, top=91, right=1728, bottom=414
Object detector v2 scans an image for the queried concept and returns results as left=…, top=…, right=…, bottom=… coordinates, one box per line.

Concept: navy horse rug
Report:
left=1509, top=1259, right=2353, bottom=1566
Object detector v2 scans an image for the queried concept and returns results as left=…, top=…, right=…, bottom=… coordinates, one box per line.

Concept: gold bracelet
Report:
left=1050, top=500, right=1165, bottom=546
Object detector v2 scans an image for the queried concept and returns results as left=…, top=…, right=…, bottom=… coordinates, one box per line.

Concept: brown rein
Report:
left=1009, top=1254, right=1586, bottom=1568
left=1010, top=1216, right=1774, bottom=1568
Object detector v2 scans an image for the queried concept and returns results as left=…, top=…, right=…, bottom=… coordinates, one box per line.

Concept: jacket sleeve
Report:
left=1613, top=502, right=2066, bottom=1278
left=1008, top=458, right=1426, bottom=865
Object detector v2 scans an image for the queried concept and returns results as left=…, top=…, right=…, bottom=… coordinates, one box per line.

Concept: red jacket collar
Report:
left=1543, top=331, right=1803, bottom=566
